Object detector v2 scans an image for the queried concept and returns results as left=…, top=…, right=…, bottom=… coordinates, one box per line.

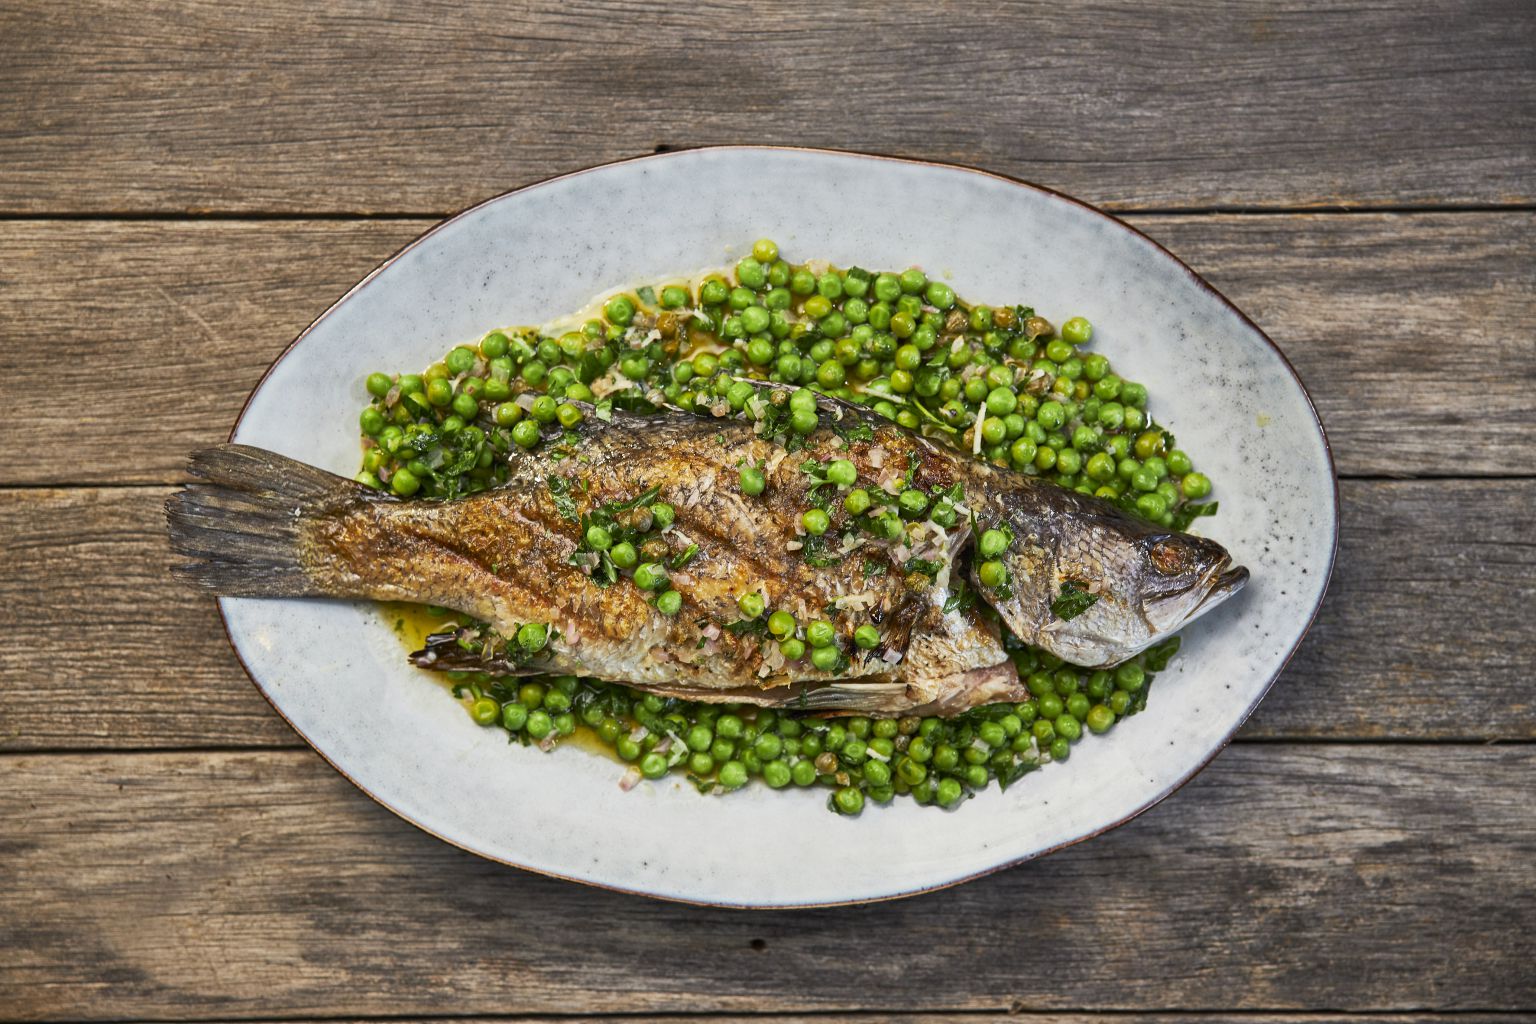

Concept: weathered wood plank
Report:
left=0, top=479, right=1529, bottom=751
left=1, top=1, right=1532, bottom=213
left=1, top=746, right=1530, bottom=1018
left=174, top=1019, right=1536, bottom=1024
left=0, top=213, right=1530, bottom=485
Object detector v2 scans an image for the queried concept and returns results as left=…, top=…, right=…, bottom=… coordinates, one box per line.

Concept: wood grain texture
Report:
left=0, top=479, right=1530, bottom=750
left=1, top=1, right=1533, bottom=214
left=159, top=1018, right=1536, bottom=1024
left=0, top=212, right=1530, bottom=485
left=2, top=746, right=1531, bottom=1017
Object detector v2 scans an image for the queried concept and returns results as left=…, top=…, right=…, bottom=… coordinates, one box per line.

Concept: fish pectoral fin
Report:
left=409, top=630, right=543, bottom=676
left=787, top=681, right=911, bottom=712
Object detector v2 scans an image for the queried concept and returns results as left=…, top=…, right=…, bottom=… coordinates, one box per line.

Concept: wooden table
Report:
left=3, top=2, right=1533, bottom=1019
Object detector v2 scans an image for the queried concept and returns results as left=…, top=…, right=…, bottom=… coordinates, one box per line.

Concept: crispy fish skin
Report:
left=299, top=408, right=1014, bottom=710
left=167, top=398, right=1245, bottom=714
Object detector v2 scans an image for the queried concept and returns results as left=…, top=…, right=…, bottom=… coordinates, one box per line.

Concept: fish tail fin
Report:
left=166, top=444, right=369, bottom=597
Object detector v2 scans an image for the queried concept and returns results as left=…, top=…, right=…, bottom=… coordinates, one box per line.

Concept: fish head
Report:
left=982, top=501, right=1248, bottom=668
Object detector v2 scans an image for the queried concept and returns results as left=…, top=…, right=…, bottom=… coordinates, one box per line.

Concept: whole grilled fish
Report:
left=167, top=396, right=1246, bottom=715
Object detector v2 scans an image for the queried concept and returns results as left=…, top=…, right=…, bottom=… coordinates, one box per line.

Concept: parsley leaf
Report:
left=546, top=475, right=580, bottom=523
left=1050, top=580, right=1100, bottom=621
left=1170, top=501, right=1219, bottom=531
left=1144, top=636, right=1182, bottom=672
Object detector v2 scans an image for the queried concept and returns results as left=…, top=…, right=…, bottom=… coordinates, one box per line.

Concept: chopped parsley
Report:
left=546, top=475, right=580, bottom=523
left=1050, top=580, right=1100, bottom=621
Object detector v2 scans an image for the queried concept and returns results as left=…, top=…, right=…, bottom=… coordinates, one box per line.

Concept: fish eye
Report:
left=1147, top=539, right=1188, bottom=575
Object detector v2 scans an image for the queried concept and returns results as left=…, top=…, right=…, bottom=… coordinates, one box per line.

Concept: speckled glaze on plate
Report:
left=222, top=147, right=1337, bottom=908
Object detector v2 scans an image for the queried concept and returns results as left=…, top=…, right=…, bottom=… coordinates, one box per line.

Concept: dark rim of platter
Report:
left=215, top=145, right=1341, bottom=909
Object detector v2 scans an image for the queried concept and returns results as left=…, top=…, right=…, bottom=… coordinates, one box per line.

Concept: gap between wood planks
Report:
left=14, top=1012, right=1526, bottom=1024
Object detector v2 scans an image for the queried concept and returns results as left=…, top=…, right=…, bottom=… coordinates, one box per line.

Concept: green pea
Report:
left=833, top=786, right=865, bottom=815
left=609, top=541, right=638, bottom=569
left=790, top=409, right=818, bottom=434
left=754, top=758, right=789, bottom=789
left=1010, top=437, right=1038, bottom=467
left=633, top=562, right=668, bottom=591
left=978, top=529, right=1010, bottom=559
left=740, top=305, right=770, bottom=334
left=1086, top=705, right=1115, bottom=734
left=779, top=637, right=806, bottom=661
left=978, top=560, right=1007, bottom=588
left=843, top=488, right=872, bottom=516
left=736, top=257, right=767, bottom=290
left=445, top=346, right=477, bottom=375
left=827, top=459, right=857, bottom=487
left=425, top=377, right=453, bottom=408
left=767, top=611, right=796, bottom=638
left=853, top=624, right=881, bottom=649
left=469, top=697, right=499, bottom=726
left=1136, top=492, right=1168, bottom=519
left=898, top=268, right=926, bottom=294
left=1055, top=715, right=1082, bottom=742
left=1066, top=693, right=1091, bottom=720
left=719, top=760, right=749, bottom=789
left=924, top=280, right=955, bottom=308
left=1038, top=692, right=1065, bottom=720
left=525, top=395, right=553, bottom=424
left=1116, top=662, right=1146, bottom=691
left=516, top=622, right=548, bottom=653
left=936, top=777, right=964, bottom=807
left=897, top=489, right=928, bottom=518
left=802, top=508, right=830, bottom=535
left=1085, top=451, right=1116, bottom=481
left=495, top=701, right=526, bottom=731
left=726, top=592, right=761, bottom=622
left=604, top=295, right=635, bottom=325
left=525, top=710, right=553, bottom=740
left=985, top=386, right=1017, bottom=416
left=739, top=465, right=767, bottom=495
left=1061, top=317, right=1093, bottom=345
left=810, top=645, right=841, bottom=671
left=754, top=733, right=783, bottom=761
left=796, top=620, right=832, bottom=650
left=390, top=468, right=421, bottom=497
left=635, top=751, right=666, bottom=779
left=365, top=372, right=393, bottom=398
left=746, top=337, right=775, bottom=365
left=1182, top=472, right=1212, bottom=499
left=699, top=278, right=729, bottom=305
left=651, top=503, right=675, bottom=529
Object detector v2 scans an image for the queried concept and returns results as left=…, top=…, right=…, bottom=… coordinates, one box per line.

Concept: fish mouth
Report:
left=1145, top=558, right=1249, bottom=634
left=1193, top=561, right=1249, bottom=615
